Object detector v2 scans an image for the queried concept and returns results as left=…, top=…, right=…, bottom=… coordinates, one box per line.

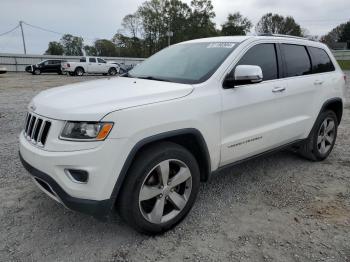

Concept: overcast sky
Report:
left=0, top=0, right=349, bottom=54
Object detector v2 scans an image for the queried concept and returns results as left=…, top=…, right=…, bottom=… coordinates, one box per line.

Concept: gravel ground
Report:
left=0, top=72, right=350, bottom=262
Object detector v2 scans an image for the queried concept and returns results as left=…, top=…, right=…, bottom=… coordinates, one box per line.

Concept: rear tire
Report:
left=75, top=67, right=84, bottom=76
left=299, top=110, right=338, bottom=161
left=68, top=72, right=75, bottom=76
left=118, top=142, right=200, bottom=235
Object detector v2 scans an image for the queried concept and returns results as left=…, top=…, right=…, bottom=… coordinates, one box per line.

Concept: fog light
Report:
left=65, top=169, right=89, bottom=184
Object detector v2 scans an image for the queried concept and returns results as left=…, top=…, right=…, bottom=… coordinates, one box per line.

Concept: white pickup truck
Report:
left=61, top=57, right=119, bottom=76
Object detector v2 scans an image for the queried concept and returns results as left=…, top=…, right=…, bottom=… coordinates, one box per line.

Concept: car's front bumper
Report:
left=19, top=131, right=131, bottom=218
left=20, top=152, right=112, bottom=219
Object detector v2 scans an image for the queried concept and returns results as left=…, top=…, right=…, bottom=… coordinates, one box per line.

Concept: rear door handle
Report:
left=272, top=87, right=286, bottom=93
left=314, top=80, right=324, bottom=85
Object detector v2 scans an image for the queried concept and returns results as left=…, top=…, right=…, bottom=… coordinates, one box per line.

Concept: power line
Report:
left=22, top=21, right=66, bottom=36
left=22, top=21, right=96, bottom=41
left=0, top=24, right=20, bottom=37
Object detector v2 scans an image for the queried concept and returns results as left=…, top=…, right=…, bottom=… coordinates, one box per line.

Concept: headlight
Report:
left=60, top=122, right=113, bottom=141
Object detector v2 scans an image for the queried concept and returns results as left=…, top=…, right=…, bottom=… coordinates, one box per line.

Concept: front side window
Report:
left=97, top=58, right=106, bottom=63
left=235, top=43, right=278, bottom=81
left=308, top=47, right=335, bottom=73
left=128, top=42, right=238, bottom=84
left=89, top=58, right=96, bottom=63
left=281, top=44, right=312, bottom=77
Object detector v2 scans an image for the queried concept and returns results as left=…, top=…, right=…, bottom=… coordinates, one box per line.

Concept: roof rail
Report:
left=257, top=33, right=315, bottom=41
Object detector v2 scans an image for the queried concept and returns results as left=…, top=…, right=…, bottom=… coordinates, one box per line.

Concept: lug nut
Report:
left=158, top=194, right=163, bottom=198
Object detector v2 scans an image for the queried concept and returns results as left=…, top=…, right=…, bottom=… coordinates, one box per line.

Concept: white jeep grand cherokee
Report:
left=20, top=35, right=346, bottom=234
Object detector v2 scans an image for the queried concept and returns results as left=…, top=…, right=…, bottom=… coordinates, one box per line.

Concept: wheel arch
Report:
left=319, top=97, right=343, bottom=125
left=110, top=128, right=211, bottom=206
left=75, top=66, right=85, bottom=73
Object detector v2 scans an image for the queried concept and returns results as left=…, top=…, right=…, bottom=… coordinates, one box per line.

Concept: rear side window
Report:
left=236, top=43, right=278, bottom=81
left=281, top=44, right=312, bottom=77
left=308, top=47, right=335, bottom=73
left=89, top=58, right=96, bottom=63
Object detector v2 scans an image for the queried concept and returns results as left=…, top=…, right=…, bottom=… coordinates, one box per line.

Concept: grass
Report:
left=338, top=60, right=350, bottom=70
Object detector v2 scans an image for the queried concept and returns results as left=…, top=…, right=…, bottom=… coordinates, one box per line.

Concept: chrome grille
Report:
left=24, top=113, right=51, bottom=147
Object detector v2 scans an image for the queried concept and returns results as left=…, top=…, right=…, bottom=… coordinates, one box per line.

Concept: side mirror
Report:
left=223, top=65, right=263, bottom=88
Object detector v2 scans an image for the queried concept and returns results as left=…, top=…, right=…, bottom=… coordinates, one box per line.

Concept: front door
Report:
left=220, top=43, right=303, bottom=166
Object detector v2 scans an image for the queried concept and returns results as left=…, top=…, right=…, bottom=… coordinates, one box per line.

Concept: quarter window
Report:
left=308, top=47, right=335, bottom=73
left=236, top=44, right=278, bottom=81
left=281, top=44, right=312, bottom=77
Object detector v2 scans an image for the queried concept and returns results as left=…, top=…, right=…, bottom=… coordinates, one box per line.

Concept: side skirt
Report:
left=212, top=139, right=305, bottom=176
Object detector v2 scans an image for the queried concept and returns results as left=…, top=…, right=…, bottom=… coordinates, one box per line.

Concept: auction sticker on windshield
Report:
left=207, top=42, right=236, bottom=48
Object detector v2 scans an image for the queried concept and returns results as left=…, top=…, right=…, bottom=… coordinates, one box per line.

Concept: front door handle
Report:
left=272, top=87, right=286, bottom=93
left=314, top=80, right=324, bottom=85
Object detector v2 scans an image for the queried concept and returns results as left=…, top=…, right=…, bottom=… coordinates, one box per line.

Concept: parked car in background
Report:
left=25, top=60, right=65, bottom=75
left=61, top=57, right=118, bottom=76
left=109, top=62, right=136, bottom=74
left=0, top=67, right=7, bottom=74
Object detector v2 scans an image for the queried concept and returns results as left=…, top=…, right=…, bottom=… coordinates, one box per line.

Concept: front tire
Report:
left=299, top=110, right=338, bottom=161
left=33, top=69, right=41, bottom=75
left=108, top=67, right=117, bottom=76
left=118, top=142, right=200, bottom=234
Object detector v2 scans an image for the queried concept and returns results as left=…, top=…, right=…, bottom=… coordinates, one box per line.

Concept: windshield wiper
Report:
left=136, top=76, right=172, bottom=82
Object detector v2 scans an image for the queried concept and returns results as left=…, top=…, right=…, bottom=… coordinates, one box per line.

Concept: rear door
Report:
left=88, top=57, right=98, bottom=73
left=279, top=43, right=318, bottom=138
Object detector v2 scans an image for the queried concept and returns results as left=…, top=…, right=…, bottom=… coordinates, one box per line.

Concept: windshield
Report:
left=128, top=42, right=238, bottom=84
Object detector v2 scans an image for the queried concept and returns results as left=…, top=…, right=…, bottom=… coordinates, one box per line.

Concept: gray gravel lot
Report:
left=0, top=72, right=350, bottom=262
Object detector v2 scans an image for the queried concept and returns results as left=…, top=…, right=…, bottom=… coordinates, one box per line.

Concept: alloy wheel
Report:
left=138, top=159, right=192, bottom=224
left=317, top=117, right=335, bottom=155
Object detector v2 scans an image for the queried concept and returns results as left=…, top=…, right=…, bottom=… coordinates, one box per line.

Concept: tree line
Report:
left=45, top=0, right=350, bottom=57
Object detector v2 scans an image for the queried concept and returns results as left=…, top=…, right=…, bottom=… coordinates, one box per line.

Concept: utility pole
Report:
left=166, top=30, right=173, bottom=47
left=19, top=21, right=27, bottom=54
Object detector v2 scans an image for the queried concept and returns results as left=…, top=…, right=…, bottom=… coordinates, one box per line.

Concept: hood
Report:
left=30, top=77, right=193, bottom=121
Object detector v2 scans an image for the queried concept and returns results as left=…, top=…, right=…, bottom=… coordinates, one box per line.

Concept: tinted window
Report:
left=236, top=44, right=278, bottom=81
left=80, top=57, right=86, bottom=62
left=89, top=58, right=96, bottom=63
left=309, top=47, right=335, bottom=73
left=97, top=58, right=106, bottom=63
left=282, top=44, right=312, bottom=77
